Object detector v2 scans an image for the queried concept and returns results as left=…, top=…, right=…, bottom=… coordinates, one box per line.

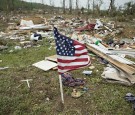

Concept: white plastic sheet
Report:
left=33, top=60, right=57, bottom=71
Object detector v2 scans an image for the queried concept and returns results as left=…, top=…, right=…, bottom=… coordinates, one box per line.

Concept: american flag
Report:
left=54, top=27, right=90, bottom=73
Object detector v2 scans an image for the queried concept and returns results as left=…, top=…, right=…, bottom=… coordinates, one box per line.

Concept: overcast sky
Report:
left=23, top=0, right=134, bottom=9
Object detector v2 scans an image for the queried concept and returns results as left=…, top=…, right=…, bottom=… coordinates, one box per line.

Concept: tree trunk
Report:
left=6, top=0, right=9, bottom=13
left=11, top=0, right=15, bottom=10
left=69, top=0, right=72, bottom=14
left=63, top=0, right=65, bottom=14
left=31, top=0, right=33, bottom=10
left=108, top=0, right=115, bottom=14
left=93, top=0, right=95, bottom=15
left=87, top=0, right=90, bottom=14
left=76, top=0, right=78, bottom=11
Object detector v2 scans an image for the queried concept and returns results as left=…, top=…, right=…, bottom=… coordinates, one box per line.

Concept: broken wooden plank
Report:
left=86, top=44, right=135, bottom=75
left=45, top=55, right=57, bottom=62
left=109, top=49, right=135, bottom=57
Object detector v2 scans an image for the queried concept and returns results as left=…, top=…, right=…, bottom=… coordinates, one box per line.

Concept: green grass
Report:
left=0, top=39, right=135, bottom=115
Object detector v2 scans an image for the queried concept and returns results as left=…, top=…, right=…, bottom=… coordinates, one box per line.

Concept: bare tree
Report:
left=96, top=0, right=103, bottom=15
left=6, top=0, right=9, bottom=13
left=49, top=0, right=54, bottom=13
left=92, top=0, right=95, bottom=14
left=30, top=0, right=33, bottom=10
left=11, top=0, right=15, bottom=10
left=69, top=0, right=72, bottom=14
left=98, top=0, right=103, bottom=9
left=87, top=0, right=90, bottom=14
left=108, top=0, right=115, bottom=13
left=41, top=0, right=43, bottom=9
left=49, top=0, right=52, bottom=6
left=41, top=0, right=46, bottom=13
left=76, top=0, right=79, bottom=14
left=52, top=1, right=55, bottom=13
left=41, top=0, right=45, bottom=5
left=63, top=0, right=66, bottom=14
left=124, top=1, right=134, bottom=15
left=81, top=7, right=84, bottom=14
left=76, top=0, right=79, bottom=10
left=20, top=0, right=24, bottom=10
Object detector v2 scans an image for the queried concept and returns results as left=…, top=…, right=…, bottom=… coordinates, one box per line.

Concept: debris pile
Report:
left=1, top=14, right=135, bottom=86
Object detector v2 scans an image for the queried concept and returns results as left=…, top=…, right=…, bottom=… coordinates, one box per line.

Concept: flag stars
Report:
left=54, top=27, right=75, bottom=56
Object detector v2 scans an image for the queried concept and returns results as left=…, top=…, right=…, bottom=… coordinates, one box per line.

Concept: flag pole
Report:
left=59, top=75, right=64, bottom=104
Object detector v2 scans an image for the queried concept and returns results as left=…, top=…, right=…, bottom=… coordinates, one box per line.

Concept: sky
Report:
left=23, top=0, right=134, bottom=10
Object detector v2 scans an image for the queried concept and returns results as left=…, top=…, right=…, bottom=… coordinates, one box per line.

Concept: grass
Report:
left=0, top=14, right=135, bottom=114
left=0, top=38, right=135, bottom=115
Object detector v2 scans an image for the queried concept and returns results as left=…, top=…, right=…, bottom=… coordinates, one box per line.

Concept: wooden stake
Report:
left=59, top=75, right=64, bottom=104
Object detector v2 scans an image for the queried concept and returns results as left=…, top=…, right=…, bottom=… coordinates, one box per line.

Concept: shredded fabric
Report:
left=61, top=73, right=85, bottom=87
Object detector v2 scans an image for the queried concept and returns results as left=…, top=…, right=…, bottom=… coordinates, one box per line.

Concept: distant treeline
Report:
left=0, top=0, right=53, bottom=11
left=0, top=0, right=135, bottom=18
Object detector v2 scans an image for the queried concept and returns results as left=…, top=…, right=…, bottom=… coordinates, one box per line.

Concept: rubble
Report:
left=21, top=79, right=33, bottom=88
left=0, top=45, right=8, bottom=51
left=0, top=67, right=9, bottom=70
left=82, top=70, right=92, bottom=75
left=86, top=43, right=135, bottom=85
left=1, top=14, right=135, bottom=86
left=101, top=65, right=131, bottom=86
left=14, top=46, right=22, bottom=50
